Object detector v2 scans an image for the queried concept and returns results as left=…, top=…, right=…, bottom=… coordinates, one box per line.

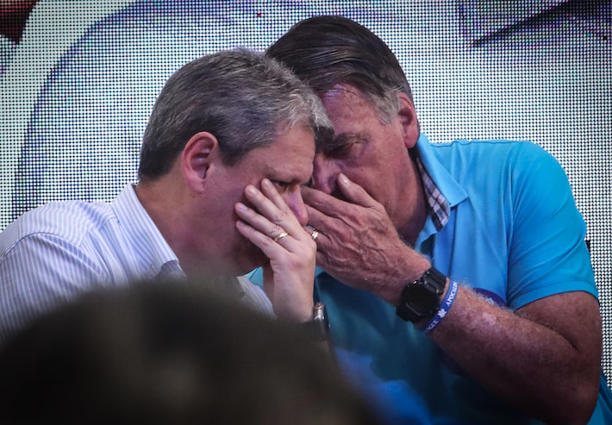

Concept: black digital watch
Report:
left=396, top=267, right=447, bottom=323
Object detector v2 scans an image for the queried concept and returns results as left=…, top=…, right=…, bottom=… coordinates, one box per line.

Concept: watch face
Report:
left=396, top=267, right=446, bottom=323
left=405, top=285, right=438, bottom=315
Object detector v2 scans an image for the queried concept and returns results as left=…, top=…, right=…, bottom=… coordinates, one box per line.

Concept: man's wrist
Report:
left=274, top=299, right=314, bottom=323
left=385, top=245, right=431, bottom=305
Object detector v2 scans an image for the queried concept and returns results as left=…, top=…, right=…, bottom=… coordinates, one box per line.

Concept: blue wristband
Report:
left=423, top=279, right=458, bottom=334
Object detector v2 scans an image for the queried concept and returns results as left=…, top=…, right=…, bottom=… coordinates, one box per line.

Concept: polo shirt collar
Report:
left=416, top=133, right=468, bottom=208
left=415, top=133, right=468, bottom=247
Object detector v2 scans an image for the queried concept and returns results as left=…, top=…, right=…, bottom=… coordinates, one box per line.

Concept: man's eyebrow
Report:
left=322, top=132, right=368, bottom=152
left=268, top=165, right=312, bottom=185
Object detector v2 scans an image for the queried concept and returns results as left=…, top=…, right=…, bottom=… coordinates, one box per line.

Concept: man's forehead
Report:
left=320, top=84, right=377, bottom=134
left=321, top=84, right=376, bottom=117
left=264, top=155, right=312, bottom=181
left=256, top=125, right=315, bottom=181
left=321, top=84, right=365, bottom=102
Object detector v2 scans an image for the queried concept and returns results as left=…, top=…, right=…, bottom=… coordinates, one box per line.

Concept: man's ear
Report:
left=180, top=131, right=220, bottom=193
left=397, top=92, right=420, bottom=149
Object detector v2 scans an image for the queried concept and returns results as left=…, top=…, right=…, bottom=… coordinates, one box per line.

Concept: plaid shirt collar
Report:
left=416, top=155, right=450, bottom=231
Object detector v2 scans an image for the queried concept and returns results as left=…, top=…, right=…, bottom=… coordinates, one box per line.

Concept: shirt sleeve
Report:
left=506, top=142, right=596, bottom=309
left=0, top=233, right=106, bottom=342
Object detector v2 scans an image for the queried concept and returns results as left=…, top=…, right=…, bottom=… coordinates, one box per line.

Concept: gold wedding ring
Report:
left=273, top=231, right=289, bottom=242
left=310, top=229, right=319, bottom=241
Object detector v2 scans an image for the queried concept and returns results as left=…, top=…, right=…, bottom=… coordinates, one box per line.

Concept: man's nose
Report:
left=312, top=155, right=339, bottom=195
left=283, top=189, right=309, bottom=226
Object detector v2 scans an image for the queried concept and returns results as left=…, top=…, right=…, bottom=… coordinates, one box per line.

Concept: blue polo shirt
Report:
left=252, top=135, right=611, bottom=424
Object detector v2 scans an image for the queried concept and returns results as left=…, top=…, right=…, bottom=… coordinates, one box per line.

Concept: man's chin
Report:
left=234, top=245, right=268, bottom=275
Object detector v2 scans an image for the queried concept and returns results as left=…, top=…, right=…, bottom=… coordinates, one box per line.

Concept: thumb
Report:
left=337, top=173, right=378, bottom=208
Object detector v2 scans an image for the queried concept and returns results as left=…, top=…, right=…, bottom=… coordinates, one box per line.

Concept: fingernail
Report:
left=339, top=173, right=349, bottom=185
left=246, top=185, right=257, bottom=195
left=236, top=202, right=247, bottom=212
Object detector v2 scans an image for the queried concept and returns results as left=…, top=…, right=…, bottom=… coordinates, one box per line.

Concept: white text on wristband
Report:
left=423, top=279, right=458, bottom=334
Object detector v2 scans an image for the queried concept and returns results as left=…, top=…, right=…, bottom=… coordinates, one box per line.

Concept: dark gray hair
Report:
left=138, top=48, right=332, bottom=180
left=267, top=16, right=415, bottom=125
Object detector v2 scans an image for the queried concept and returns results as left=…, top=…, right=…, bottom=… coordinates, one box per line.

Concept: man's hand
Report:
left=235, top=179, right=315, bottom=322
left=304, top=174, right=601, bottom=425
left=302, top=173, right=430, bottom=305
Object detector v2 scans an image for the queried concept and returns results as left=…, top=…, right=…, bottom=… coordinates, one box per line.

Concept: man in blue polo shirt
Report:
left=265, top=16, right=612, bottom=425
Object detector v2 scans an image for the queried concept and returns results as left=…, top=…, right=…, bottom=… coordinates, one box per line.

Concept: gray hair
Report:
left=267, top=16, right=415, bottom=126
left=138, top=48, right=332, bottom=179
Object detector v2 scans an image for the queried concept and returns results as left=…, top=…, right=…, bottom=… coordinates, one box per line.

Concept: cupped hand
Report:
left=302, top=173, right=430, bottom=305
left=235, top=179, right=315, bottom=322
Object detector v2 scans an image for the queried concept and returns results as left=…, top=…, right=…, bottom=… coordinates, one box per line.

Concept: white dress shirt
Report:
left=0, top=184, right=272, bottom=342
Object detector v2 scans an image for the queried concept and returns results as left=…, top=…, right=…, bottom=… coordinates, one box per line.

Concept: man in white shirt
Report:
left=0, top=48, right=332, bottom=342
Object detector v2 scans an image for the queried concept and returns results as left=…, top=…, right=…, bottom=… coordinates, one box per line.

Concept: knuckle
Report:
left=336, top=230, right=349, bottom=244
left=352, top=214, right=365, bottom=227
left=267, top=226, right=281, bottom=238
left=272, top=213, right=285, bottom=226
left=279, top=202, right=291, bottom=214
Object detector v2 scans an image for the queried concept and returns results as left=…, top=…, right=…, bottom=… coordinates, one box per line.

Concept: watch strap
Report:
left=301, top=302, right=330, bottom=342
